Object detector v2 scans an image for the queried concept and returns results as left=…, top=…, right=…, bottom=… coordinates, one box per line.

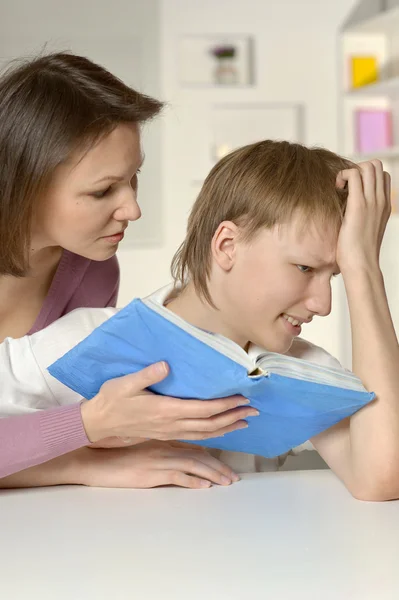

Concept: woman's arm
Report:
left=0, top=439, right=240, bottom=490
left=0, top=403, right=89, bottom=479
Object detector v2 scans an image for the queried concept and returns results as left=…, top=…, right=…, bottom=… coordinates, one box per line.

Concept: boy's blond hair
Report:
left=171, top=139, right=354, bottom=305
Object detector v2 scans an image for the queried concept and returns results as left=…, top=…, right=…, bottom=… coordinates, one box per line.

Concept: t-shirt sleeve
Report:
left=30, top=307, right=117, bottom=402
left=0, top=307, right=116, bottom=416
left=0, top=336, right=56, bottom=416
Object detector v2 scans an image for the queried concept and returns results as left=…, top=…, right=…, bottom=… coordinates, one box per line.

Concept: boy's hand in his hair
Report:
left=336, top=160, right=391, bottom=273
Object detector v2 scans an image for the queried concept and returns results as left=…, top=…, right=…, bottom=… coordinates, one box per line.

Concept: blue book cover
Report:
left=48, top=297, right=375, bottom=458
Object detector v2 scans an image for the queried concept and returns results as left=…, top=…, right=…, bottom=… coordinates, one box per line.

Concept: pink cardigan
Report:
left=0, top=251, right=119, bottom=479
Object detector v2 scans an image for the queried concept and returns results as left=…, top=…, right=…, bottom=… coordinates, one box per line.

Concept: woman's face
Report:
left=31, top=123, right=143, bottom=260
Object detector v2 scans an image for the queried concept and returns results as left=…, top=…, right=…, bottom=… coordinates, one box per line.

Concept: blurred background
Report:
left=1, top=0, right=398, bottom=376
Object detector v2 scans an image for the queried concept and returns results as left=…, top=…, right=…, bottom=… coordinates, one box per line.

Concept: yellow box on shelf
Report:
left=350, top=56, right=378, bottom=88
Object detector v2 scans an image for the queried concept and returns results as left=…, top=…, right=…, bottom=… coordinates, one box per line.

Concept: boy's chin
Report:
left=253, top=335, right=294, bottom=355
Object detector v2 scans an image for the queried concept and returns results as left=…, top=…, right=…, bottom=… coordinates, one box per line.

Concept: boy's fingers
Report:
left=167, top=457, right=232, bottom=486
left=359, top=161, right=377, bottom=202
left=168, top=443, right=238, bottom=481
left=167, top=471, right=212, bottom=489
left=336, top=168, right=364, bottom=199
left=384, top=172, right=391, bottom=210
left=188, top=450, right=240, bottom=482
left=371, top=160, right=386, bottom=206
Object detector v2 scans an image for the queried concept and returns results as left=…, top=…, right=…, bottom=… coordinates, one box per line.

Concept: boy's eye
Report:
left=297, top=265, right=312, bottom=273
left=92, top=186, right=112, bottom=199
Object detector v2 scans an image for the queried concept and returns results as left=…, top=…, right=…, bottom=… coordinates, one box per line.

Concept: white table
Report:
left=0, top=470, right=398, bottom=600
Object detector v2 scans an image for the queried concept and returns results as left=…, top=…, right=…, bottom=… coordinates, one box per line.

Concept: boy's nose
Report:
left=305, top=283, right=332, bottom=317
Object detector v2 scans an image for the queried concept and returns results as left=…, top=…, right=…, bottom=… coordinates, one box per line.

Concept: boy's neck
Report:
left=166, top=282, right=248, bottom=349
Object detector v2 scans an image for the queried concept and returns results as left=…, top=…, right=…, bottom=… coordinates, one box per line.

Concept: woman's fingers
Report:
left=169, top=395, right=250, bottom=419
left=177, top=405, right=259, bottom=434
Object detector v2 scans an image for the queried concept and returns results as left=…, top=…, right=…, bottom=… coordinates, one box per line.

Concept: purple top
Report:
left=0, top=250, right=119, bottom=480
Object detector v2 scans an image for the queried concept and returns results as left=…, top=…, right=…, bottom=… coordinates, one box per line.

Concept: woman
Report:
left=0, top=52, right=250, bottom=487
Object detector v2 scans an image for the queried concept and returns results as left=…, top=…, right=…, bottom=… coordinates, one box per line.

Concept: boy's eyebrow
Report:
left=298, top=251, right=340, bottom=272
left=314, top=258, right=341, bottom=273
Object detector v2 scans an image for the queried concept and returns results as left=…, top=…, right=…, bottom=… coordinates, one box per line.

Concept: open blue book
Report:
left=48, top=294, right=375, bottom=458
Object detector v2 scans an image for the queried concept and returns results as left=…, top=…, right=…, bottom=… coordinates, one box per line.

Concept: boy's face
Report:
left=211, top=214, right=340, bottom=353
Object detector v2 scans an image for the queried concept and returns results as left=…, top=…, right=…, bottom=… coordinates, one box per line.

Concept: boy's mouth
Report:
left=282, top=313, right=304, bottom=327
left=280, top=313, right=303, bottom=336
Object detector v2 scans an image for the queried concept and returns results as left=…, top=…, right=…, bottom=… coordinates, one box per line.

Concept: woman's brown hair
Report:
left=171, top=140, right=355, bottom=305
left=0, top=52, right=163, bottom=276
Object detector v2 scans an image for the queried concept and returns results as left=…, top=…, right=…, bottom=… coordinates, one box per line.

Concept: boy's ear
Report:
left=211, top=221, right=240, bottom=272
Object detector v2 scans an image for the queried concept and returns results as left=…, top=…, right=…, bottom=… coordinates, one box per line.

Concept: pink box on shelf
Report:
left=355, top=109, right=392, bottom=154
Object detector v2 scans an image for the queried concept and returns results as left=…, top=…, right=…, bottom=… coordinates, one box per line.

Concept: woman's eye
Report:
left=297, top=265, right=312, bottom=273
left=92, top=186, right=112, bottom=199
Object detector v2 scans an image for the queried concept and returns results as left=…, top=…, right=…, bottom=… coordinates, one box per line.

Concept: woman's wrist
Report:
left=80, top=398, right=108, bottom=444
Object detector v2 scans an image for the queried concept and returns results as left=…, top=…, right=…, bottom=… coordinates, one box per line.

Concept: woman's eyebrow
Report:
left=93, top=157, right=145, bottom=185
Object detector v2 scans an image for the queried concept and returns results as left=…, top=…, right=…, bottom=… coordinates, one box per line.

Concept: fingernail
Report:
left=249, top=409, right=260, bottom=417
left=231, top=473, right=240, bottom=482
left=238, top=422, right=249, bottom=429
left=237, top=398, right=250, bottom=405
left=200, top=480, right=211, bottom=488
left=221, top=476, right=231, bottom=485
left=155, top=361, right=167, bottom=375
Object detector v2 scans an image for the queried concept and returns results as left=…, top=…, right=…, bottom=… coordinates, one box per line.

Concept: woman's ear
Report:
left=211, top=221, right=240, bottom=272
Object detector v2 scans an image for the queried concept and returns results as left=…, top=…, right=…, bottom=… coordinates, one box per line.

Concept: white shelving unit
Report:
left=345, top=74, right=399, bottom=98
left=338, top=1, right=399, bottom=366
left=345, top=4, right=399, bottom=34
left=340, top=2, right=399, bottom=210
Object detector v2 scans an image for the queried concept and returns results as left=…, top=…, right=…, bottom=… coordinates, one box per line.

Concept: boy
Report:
left=1, top=140, right=398, bottom=500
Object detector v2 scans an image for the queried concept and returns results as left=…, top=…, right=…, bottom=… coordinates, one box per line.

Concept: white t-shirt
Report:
left=0, top=285, right=344, bottom=472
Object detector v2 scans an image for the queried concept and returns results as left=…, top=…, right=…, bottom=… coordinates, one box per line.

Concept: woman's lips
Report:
left=102, top=231, right=125, bottom=243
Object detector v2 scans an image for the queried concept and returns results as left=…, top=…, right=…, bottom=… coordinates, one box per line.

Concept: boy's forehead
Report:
left=276, top=218, right=339, bottom=264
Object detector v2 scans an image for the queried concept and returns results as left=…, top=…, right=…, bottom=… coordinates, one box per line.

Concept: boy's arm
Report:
left=311, top=161, right=399, bottom=501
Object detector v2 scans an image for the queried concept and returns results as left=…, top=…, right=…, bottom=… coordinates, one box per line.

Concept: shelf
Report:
left=345, top=75, right=399, bottom=98
left=350, top=146, right=399, bottom=162
left=345, top=6, right=399, bottom=34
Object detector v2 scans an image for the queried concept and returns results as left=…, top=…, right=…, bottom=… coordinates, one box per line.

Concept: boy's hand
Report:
left=74, top=440, right=239, bottom=489
left=336, top=160, right=391, bottom=272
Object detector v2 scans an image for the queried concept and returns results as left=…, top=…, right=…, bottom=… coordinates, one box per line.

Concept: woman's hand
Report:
left=74, top=440, right=239, bottom=489
left=81, top=361, right=258, bottom=444
left=336, top=160, right=391, bottom=273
